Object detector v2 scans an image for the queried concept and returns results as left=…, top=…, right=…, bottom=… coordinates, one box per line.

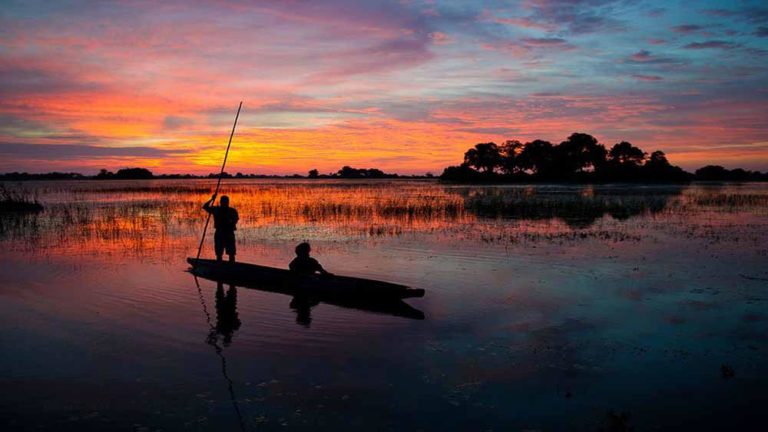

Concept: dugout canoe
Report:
left=187, top=258, right=425, bottom=300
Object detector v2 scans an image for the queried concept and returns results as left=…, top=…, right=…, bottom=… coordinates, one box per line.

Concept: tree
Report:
left=337, top=166, right=361, bottom=178
left=518, top=140, right=555, bottom=176
left=556, top=133, right=607, bottom=174
left=464, top=142, right=501, bottom=173
left=500, top=140, right=524, bottom=174
left=695, top=165, right=730, bottom=181
left=440, top=163, right=483, bottom=182
left=608, top=141, right=646, bottom=166
left=646, top=150, right=669, bottom=167
left=114, top=167, right=153, bottom=179
left=644, top=150, right=691, bottom=182
left=308, top=169, right=319, bottom=179
left=95, top=169, right=114, bottom=179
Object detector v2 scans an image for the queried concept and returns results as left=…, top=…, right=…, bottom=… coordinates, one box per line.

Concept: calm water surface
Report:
left=1, top=180, right=767, bottom=431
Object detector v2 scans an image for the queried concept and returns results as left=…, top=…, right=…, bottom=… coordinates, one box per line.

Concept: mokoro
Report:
left=187, top=258, right=425, bottom=300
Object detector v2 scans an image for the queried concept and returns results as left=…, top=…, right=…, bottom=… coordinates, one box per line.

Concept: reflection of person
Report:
left=215, top=282, right=241, bottom=346
left=288, top=242, right=331, bottom=275
left=202, top=194, right=239, bottom=262
left=290, top=296, right=319, bottom=328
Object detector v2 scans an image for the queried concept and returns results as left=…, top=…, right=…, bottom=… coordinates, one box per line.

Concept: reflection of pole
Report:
left=194, top=276, right=246, bottom=431
left=195, top=101, right=243, bottom=260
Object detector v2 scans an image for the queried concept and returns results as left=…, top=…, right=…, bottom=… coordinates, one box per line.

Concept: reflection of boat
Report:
left=187, top=258, right=426, bottom=320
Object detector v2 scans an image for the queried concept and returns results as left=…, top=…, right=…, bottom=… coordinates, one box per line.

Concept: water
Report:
left=1, top=179, right=767, bottom=430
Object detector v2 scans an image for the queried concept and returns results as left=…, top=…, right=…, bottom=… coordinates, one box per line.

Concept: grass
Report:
left=1, top=180, right=766, bottom=255
left=0, top=185, right=43, bottom=213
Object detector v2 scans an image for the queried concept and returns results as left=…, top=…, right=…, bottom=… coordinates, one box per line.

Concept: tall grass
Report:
left=0, top=185, right=43, bottom=213
left=1, top=180, right=766, bottom=256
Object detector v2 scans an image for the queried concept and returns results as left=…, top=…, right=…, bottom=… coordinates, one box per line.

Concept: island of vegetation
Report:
left=440, top=133, right=768, bottom=183
left=1, top=135, right=766, bottom=183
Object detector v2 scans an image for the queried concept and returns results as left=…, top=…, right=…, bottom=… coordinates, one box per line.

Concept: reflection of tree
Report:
left=456, top=186, right=683, bottom=229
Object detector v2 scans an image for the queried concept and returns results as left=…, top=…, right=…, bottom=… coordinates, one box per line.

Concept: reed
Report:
left=0, top=185, right=43, bottom=213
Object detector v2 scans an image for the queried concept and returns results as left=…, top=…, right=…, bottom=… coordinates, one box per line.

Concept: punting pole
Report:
left=195, top=101, right=243, bottom=261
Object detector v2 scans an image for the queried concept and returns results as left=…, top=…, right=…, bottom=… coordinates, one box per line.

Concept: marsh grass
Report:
left=1, top=180, right=766, bottom=255
left=0, top=185, right=43, bottom=213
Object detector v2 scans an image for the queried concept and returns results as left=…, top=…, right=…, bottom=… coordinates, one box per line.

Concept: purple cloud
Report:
left=684, top=40, right=739, bottom=49
left=672, top=24, right=703, bottom=33
left=626, top=50, right=679, bottom=65
left=515, top=0, right=626, bottom=35
left=0, top=143, right=189, bottom=160
left=631, top=74, right=663, bottom=82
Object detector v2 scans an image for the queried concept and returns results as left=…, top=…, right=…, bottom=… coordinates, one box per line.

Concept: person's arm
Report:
left=202, top=194, right=216, bottom=213
left=314, top=259, right=332, bottom=276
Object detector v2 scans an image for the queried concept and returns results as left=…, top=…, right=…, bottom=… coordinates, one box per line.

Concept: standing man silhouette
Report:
left=202, top=194, right=239, bottom=262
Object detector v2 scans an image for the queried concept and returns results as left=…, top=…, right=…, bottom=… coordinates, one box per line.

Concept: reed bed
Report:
left=0, top=185, right=43, bottom=213
left=1, top=180, right=766, bottom=256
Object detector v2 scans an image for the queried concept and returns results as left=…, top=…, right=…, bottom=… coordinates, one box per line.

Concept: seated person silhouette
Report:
left=289, top=242, right=331, bottom=276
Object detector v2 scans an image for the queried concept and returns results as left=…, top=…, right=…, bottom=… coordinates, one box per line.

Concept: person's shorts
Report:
left=214, top=230, right=236, bottom=256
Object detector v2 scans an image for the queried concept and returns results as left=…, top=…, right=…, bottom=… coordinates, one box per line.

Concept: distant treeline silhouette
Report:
left=441, top=133, right=768, bottom=183
left=0, top=166, right=425, bottom=181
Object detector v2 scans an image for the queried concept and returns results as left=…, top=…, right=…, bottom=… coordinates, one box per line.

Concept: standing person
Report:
left=202, top=194, right=239, bottom=262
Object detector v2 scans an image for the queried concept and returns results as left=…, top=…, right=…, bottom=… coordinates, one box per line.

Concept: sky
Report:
left=1, top=0, right=767, bottom=175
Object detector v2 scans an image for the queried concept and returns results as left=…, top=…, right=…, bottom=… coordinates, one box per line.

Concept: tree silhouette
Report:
left=464, top=143, right=501, bottom=173
left=517, top=140, right=555, bottom=176
left=695, top=165, right=729, bottom=180
left=440, top=134, right=700, bottom=183
left=500, top=140, right=524, bottom=175
left=556, top=133, right=607, bottom=174
left=308, top=169, right=319, bottom=179
left=609, top=141, right=646, bottom=166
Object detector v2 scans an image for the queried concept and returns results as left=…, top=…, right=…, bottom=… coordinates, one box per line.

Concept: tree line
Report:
left=441, top=133, right=768, bottom=183
left=0, top=166, right=421, bottom=181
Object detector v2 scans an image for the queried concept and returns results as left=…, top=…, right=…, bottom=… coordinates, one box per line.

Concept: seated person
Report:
left=289, top=242, right=331, bottom=276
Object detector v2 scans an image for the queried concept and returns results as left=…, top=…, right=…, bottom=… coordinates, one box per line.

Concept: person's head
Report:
left=220, top=195, right=230, bottom=207
left=295, top=242, right=311, bottom=257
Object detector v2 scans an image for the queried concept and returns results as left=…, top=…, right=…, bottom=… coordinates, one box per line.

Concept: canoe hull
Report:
left=187, top=258, right=425, bottom=300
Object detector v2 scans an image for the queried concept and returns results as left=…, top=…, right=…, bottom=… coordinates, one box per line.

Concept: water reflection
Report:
left=194, top=277, right=246, bottom=431
left=192, top=271, right=425, bottom=325
left=213, top=282, right=241, bottom=346
left=459, top=185, right=683, bottom=228
left=290, top=295, right=319, bottom=327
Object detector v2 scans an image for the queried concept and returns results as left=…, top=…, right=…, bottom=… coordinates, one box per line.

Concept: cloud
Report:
left=631, top=74, right=663, bottom=82
left=684, top=40, right=739, bottom=49
left=625, top=50, right=680, bottom=65
left=672, top=24, right=703, bottom=33
left=756, top=26, right=768, bottom=37
left=0, top=143, right=190, bottom=160
left=0, top=62, right=103, bottom=97
left=702, top=9, right=734, bottom=17
left=429, top=31, right=451, bottom=45
left=520, top=37, right=570, bottom=46
left=520, top=0, right=626, bottom=35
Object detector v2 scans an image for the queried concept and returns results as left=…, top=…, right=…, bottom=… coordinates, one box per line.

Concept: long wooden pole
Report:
left=195, top=101, right=243, bottom=261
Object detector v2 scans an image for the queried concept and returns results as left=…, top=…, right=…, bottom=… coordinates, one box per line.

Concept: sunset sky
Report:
left=1, top=0, right=767, bottom=175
